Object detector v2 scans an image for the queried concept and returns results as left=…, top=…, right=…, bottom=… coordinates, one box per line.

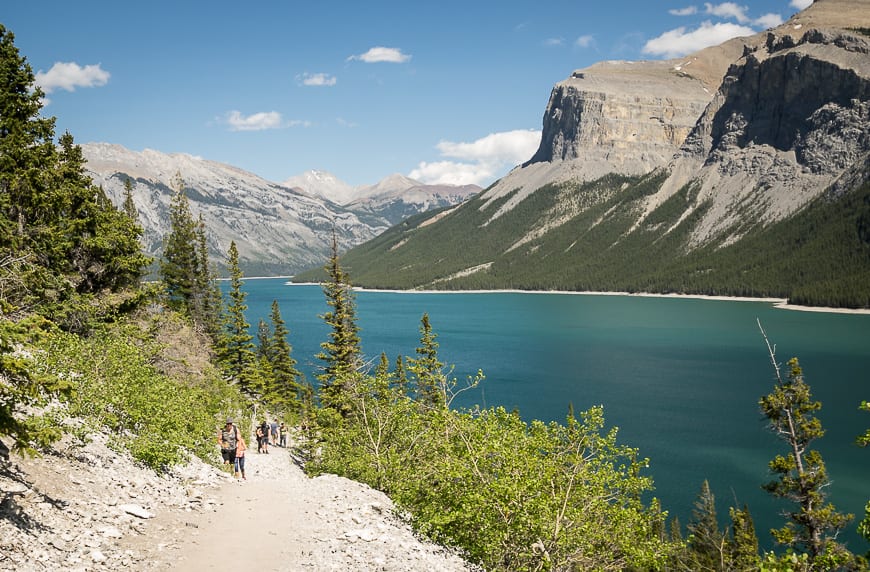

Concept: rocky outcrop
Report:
left=668, top=24, right=870, bottom=244
left=525, top=61, right=711, bottom=172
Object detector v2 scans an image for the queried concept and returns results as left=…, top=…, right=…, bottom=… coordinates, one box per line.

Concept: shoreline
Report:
left=281, top=280, right=870, bottom=316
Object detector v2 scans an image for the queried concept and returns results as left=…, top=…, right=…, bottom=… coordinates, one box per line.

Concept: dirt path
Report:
left=126, top=443, right=473, bottom=572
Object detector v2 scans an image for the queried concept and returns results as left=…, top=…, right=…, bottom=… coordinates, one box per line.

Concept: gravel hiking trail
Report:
left=125, top=443, right=472, bottom=572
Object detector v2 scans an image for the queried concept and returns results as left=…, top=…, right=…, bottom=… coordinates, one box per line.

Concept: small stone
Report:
left=90, top=549, right=107, bottom=563
left=119, top=503, right=154, bottom=519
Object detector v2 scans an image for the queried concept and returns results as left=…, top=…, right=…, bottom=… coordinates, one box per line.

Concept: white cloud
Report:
left=298, top=72, right=336, bottom=86
left=669, top=6, right=698, bottom=16
left=790, top=0, right=813, bottom=9
left=544, top=37, right=565, bottom=47
left=35, top=62, right=110, bottom=93
left=704, top=2, right=750, bottom=23
left=410, top=129, right=541, bottom=186
left=642, top=20, right=755, bottom=58
left=223, top=110, right=285, bottom=131
left=574, top=35, right=595, bottom=48
left=754, top=13, right=784, bottom=28
left=347, top=47, right=411, bottom=63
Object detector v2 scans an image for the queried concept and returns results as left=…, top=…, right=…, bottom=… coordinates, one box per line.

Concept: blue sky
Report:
left=5, top=0, right=811, bottom=187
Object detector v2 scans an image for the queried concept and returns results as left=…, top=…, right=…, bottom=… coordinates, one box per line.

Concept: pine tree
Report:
left=758, top=323, right=854, bottom=568
left=394, top=354, right=408, bottom=389
left=216, top=241, right=256, bottom=390
left=0, top=24, right=56, bottom=259
left=686, top=480, right=725, bottom=571
left=122, top=177, right=137, bottom=221
left=316, top=230, right=361, bottom=415
left=726, top=504, right=759, bottom=571
left=375, top=352, right=390, bottom=378
left=159, top=173, right=199, bottom=312
left=192, top=214, right=221, bottom=336
left=266, top=299, right=302, bottom=410
left=407, top=312, right=446, bottom=408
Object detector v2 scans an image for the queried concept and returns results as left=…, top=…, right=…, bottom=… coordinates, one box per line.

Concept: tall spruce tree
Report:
left=265, top=299, right=302, bottom=410
left=122, top=177, right=137, bottom=221
left=407, top=312, right=446, bottom=408
left=216, top=241, right=256, bottom=390
left=726, top=505, right=759, bottom=571
left=758, top=323, right=854, bottom=568
left=159, top=173, right=199, bottom=312
left=192, top=214, right=221, bottom=336
left=686, top=479, right=725, bottom=571
left=316, top=230, right=361, bottom=415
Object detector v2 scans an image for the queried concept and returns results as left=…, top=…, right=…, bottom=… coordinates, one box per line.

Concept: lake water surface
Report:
left=239, top=278, right=870, bottom=551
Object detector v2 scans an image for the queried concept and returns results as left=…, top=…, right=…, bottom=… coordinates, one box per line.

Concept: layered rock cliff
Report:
left=327, top=0, right=870, bottom=307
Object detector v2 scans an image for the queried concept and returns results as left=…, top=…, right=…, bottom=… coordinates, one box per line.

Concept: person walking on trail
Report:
left=234, top=431, right=247, bottom=480
left=255, top=423, right=265, bottom=453
left=218, top=419, right=239, bottom=467
left=259, top=420, right=270, bottom=454
left=270, top=419, right=279, bottom=446
left=279, top=422, right=287, bottom=448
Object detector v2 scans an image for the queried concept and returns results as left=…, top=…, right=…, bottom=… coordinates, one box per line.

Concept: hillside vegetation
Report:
left=295, top=170, right=870, bottom=308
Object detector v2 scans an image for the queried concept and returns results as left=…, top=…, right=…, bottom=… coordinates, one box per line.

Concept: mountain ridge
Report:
left=82, top=143, right=479, bottom=276
left=294, top=0, right=870, bottom=308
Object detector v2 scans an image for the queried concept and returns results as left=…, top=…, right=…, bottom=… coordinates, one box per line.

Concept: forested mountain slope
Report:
left=297, top=0, right=870, bottom=308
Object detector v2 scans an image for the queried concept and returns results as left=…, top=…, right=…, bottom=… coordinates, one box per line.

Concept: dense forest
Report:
left=2, top=22, right=869, bottom=571
left=295, top=169, right=870, bottom=309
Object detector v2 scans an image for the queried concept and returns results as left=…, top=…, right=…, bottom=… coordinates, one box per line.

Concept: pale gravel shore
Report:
left=285, top=281, right=870, bottom=316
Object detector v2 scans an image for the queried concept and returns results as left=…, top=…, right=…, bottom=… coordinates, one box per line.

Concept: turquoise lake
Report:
left=239, top=278, right=870, bottom=551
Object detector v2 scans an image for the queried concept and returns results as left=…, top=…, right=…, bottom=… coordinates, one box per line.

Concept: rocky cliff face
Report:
left=668, top=24, right=870, bottom=244
left=525, top=61, right=711, bottom=172
left=482, top=0, right=869, bottom=238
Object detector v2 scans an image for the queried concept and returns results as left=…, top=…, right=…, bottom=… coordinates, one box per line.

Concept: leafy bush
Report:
left=36, top=320, right=247, bottom=470
left=308, top=372, right=676, bottom=571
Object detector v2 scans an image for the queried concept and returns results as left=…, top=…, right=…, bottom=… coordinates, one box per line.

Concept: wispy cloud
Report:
left=409, top=129, right=540, bottom=186
left=298, top=72, right=337, bottom=86
left=575, top=35, right=595, bottom=48
left=669, top=6, right=698, bottom=16
left=754, top=13, right=784, bottom=28
left=544, top=37, right=565, bottom=47
left=222, top=110, right=306, bottom=132
left=790, top=0, right=812, bottom=9
left=347, top=47, right=411, bottom=63
left=704, top=2, right=750, bottom=23
left=642, top=20, right=754, bottom=58
left=35, top=62, right=110, bottom=93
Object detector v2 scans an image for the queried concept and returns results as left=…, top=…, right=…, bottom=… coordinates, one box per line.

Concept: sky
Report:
left=5, top=0, right=812, bottom=188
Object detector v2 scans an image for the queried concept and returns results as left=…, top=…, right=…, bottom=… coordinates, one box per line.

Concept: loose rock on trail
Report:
left=1, top=430, right=475, bottom=571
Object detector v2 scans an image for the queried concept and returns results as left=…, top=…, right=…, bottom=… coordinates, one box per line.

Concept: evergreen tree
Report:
left=394, top=354, right=407, bottom=390
left=256, top=318, right=272, bottom=362
left=216, top=241, right=256, bottom=390
left=266, top=299, right=302, bottom=410
left=192, top=214, right=221, bottom=336
left=686, top=479, right=725, bottom=571
left=159, top=173, right=199, bottom=312
left=0, top=24, right=56, bottom=260
left=375, top=352, right=390, bottom=378
left=758, top=324, right=854, bottom=569
left=726, top=504, right=759, bottom=571
left=316, top=230, right=361, bottom=414
left=406, top=312, right=446, bottom=408
left=122, top=177, right=137, bottom=221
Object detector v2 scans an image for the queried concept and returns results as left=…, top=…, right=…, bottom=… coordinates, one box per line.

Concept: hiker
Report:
left=234, top=430, right=247, bottom=480
left=218, top=419, right=239, bottom=467
left=279, top=422, right=287, bottom=447
left=270, top=419, right=279, bottom=445
left=255, top=423, right=265, bottom=453
left=259, top=420, right=270, bottom=453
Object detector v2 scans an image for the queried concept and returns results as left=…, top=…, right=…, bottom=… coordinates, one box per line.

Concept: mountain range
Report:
left=82, top=143, right=479, bottom=276
left=295, top=0, right=870, bottom=308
